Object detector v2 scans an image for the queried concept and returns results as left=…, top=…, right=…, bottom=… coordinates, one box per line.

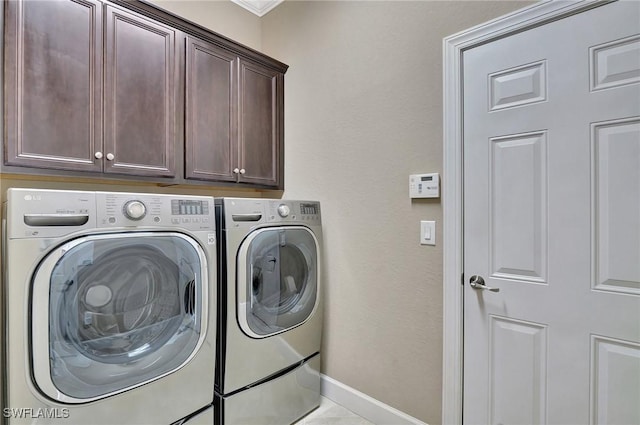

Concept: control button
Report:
left=123, top=200, right=146, bottom=220
left=108, top=217, right=116, bottom=224
left=153, top=216, right=161, bottom=223
left=277, top=204, right=290, bottom=218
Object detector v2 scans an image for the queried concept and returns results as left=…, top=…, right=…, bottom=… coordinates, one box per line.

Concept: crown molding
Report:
left=231, top=0, right=284, bottom=17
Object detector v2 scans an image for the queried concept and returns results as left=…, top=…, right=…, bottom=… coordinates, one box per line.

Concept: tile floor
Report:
left=294, top=397, right=374, bottom=425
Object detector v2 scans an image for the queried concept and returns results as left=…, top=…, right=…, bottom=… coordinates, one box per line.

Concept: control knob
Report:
left=123, top=200, right=146, bottom=220
left=277, top=204, right=290, bottom=218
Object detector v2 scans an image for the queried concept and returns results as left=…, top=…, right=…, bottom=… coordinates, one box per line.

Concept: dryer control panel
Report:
left=219, top=198, right=321, bottom=228
left=267, top=200, right=321, bottom=224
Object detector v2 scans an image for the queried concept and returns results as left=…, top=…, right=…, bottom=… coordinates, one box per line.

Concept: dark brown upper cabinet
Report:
left=104, top=5, right=176, bottom=177
left=3, top=0, right=287, bottom=188
left=4, top=0, right=177, bottom=178
left=4, top=0, right=104, bottom=172
left=185, top=41, right=284, bottom=189
left=185, top=36, right=237, bottom=183
left=237, top=59, right=283, bottom=188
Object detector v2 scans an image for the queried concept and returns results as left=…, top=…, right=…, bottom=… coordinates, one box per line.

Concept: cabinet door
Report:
left=4, top=0, right=103, bottom=172
left=238, top=59, right=284, bottom=188
left=185, top=37, right=237, bottom=182
left=104, top=5, right=176, bottom=177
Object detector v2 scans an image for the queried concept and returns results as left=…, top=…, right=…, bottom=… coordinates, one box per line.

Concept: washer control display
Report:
left=300, top=203, right=319, bottom=215
left=172, top=200, right=209, bottom=216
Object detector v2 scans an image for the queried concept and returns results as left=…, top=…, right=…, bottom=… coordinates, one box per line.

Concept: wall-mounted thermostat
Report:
left=409, top=173, right=440, bottom=198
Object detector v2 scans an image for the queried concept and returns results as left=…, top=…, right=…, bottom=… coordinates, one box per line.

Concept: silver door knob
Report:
left=239, top=168, right=246, bottom=174
left=233, top=168, right=240, bottom=174
left=469, top=275, right=500, bottom=292
left=106, top=153, right=115, bottom=161
left=95, top=151, right=103, bottom=159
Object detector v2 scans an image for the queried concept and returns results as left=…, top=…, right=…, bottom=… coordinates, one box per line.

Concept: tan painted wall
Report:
left=260, top=2, right=532, bottom=423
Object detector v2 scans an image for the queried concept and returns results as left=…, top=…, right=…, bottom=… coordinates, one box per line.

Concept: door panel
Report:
left=4, top=0, right=102, bottom=171
left=185, top=37, right=237, bottom=182
left=592, top=118, right=640, bottom=295
left=490, top=131, right=547, bottom=282
left=238, top=59, right=282, bottom=187
left=489, top=316, right=547, bottom=425
left=590, top=35, right=640, bottom=91
left=591, top=336, right=640, bottom=424
left=463, top=1, right=640, bottom=423
left=104, top=5, right=176, bottom=177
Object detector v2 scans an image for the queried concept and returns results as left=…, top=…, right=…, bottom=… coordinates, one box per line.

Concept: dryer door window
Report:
left=238, top=226, right=318, bottom=337
left=31, top=232, right=208, bottom=403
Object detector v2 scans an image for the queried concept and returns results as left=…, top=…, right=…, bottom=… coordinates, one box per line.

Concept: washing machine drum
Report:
left=71, top=245, right=183, bottom=361
left=32, top=233, right=206, bottom=402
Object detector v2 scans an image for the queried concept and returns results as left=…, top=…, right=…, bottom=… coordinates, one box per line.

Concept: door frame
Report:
left=441, top=1, right=612, bottom=423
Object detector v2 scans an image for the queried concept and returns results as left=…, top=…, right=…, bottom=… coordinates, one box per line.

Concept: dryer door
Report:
left=237, top=226, right=319, bottom=338
left=31, top=232, right=208, bottom=403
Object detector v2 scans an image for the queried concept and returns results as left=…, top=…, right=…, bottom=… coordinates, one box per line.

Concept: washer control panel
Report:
left=97, top=192, right=214, bottom=231
left=6, top=189, right=215, bottom=239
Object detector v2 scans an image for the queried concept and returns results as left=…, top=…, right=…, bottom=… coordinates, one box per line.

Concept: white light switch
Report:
left=420, top=220, right=436, bottom=245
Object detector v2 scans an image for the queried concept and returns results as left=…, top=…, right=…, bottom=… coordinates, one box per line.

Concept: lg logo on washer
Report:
left=23, top=194, right=42, bottom=201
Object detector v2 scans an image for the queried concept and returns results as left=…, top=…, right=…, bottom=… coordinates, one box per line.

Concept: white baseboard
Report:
left=320, top=374, right=428, bottom=425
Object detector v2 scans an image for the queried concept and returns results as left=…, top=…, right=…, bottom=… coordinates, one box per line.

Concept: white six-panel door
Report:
left=462, top=1, right=640, bottom=423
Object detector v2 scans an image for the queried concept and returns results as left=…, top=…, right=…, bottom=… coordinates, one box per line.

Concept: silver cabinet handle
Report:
left=106, top=153, right=115, bottom=161
left=233, top=168, right=240, bottom=174
left=95, top=152, right=103, bottom=159
left=240, top=168, right=246, bottom=174
left=469, top=275, right=500, bottom=292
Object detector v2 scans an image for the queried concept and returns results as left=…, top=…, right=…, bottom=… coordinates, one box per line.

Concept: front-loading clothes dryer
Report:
left=214, top=198, right=323, bottom=425
left=1, top=189, right=217, bottom=424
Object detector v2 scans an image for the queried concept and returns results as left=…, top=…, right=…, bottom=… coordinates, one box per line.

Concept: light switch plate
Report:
left=420, top=220, right=436, bottom=245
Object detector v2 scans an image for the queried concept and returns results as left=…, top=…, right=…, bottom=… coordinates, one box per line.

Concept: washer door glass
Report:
left=240, top=227, right=318, bottom=337
left=33, top=233, right=206, bottom=402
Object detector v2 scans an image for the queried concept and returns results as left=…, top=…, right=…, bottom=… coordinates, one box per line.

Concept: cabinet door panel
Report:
left=238, top=60, right=283, bottom=188
left=4, top=0, right=102, bottom=171
left=104, top=5, right=176, bottom=177
left=185, top=37, right=237, bottom=182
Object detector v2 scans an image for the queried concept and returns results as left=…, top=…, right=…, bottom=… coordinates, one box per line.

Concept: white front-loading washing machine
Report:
left=214, top=198, right=323, bottom=425
left=1, top=188, right=217, bottom=424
